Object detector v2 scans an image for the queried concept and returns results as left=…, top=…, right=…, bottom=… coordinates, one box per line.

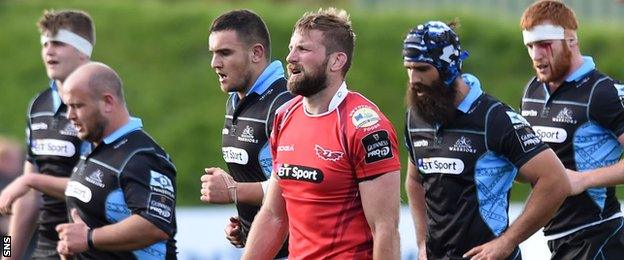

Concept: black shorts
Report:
left=548, top=217, right=624, bottom=260
left=31, top=235, right=60, bottom=260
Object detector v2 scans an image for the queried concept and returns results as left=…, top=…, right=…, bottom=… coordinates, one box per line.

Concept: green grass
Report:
left=1, top=0, right=623, bottom=205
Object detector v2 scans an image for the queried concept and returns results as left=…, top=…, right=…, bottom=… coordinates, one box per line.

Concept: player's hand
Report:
left=56, top=209, right=90, bottom=255
left=200, top=167, right=237, bottom=204
left=0, top=175, right=31, bottom=215
left=224, top=216, right=244, bottom=248
left=463, top=236, right=514, bottom=260
left=566, top=169, right=587, bottom=195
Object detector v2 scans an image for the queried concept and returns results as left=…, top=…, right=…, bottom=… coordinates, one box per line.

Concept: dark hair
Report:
left=38, top=9, right=96, bottom=45
left=294, top=8, right=355, bottom=76
left=210, top=9, right=271, bottom=60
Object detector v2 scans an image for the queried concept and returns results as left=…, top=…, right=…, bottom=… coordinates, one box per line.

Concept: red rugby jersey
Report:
left=270, top=83, right=401, bottom=259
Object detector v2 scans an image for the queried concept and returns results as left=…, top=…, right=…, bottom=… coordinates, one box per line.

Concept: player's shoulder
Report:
left=275, top=95, right=303, bottom=116
left=341, top=91, right=393, bottom=132
left=28, top=88, right=54, bottom=115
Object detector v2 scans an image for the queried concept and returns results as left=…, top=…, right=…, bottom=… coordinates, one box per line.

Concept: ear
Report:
left=101, top=93, right=116, bottom=113
left=250, top=43, right=266, bottom=63
left=328, top=52, right=348, bottom=73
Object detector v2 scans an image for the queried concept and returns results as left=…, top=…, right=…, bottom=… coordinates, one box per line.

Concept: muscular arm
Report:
left=567, top=134, right=624, bottom=194
left=0, top=162, right=68, bottom=211
left=406, top=160, right=427, bottom=259
left=242, top=177, right=288, bottom=259
left=6, top=161, right=41, bottom=259
left=465, top=149, right=570, bottom=259
left=360, top=170, right=401, bottom=260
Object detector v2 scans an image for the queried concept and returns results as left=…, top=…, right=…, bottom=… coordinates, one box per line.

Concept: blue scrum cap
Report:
left=403, top=21, right=469, bottom=87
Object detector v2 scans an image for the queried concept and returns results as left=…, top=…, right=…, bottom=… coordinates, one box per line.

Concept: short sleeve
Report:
left=266, top=91, right=294, bottom=135
left=348, top=105, right=401, bottom=180
left=403, top=110, right=417, bottom=165
left=487, top=105, right=548, bottom=168
left=120, top=153, right=176, bottom=236
left=589, top=81, right=624, bottom=137
left=270, top=108, right=285, bottom=174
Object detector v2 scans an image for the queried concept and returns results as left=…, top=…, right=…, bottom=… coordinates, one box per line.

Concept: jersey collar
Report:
left=50, top=80, right=62, bottom=113
left=303, top=81, right=348, bottom=117
left=327, top=81, right=348, bottom=112
left=231, top=60, right=285, bottom=108
left=102, top=117, right=143, bottom=145
left=457, top=73, right=483, bottom=113
left=565, top=56, right=595, bottom=83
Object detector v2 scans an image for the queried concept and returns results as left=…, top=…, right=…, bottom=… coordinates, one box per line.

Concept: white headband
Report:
left=522, top=24, right=565, bottom=45
left=40, top=29, right=93, bottom=57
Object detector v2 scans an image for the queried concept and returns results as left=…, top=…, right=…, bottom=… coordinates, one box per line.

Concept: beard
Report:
left=406, top=78, right=457, bottom=126
left=81, top=112, right=108, bottom=143
left=537, top=42, right=572, bottom=83
left=287, top=58, right=328, bottom=97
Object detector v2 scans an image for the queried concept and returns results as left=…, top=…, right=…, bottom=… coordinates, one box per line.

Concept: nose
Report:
left=210, top=54, right=221, bottom=69
left=408, top=70, right=422, bottom=85
left=527, top=45, right=543, bottom=61
left=286, top=48, right=297, bottom=64
left=66, top=106, right=76, bottom=121
left=43, top=43, right=54, bottom=56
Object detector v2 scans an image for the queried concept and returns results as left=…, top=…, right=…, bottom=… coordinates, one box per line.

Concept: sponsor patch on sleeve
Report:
left=350, top=106, right=381, bottom=129
left=362, top=130, right=393, bottom=163
left=505, top=111, right=542, bottom=152
left=613, top=83, right=624, bottom=108
left=147, top=193, right=174, bottom=223
left=149, top=170, right=175, bottom=198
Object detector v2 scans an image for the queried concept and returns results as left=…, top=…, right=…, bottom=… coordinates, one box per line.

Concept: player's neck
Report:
left=548, top=53, right=584, bottom=92
left=303, top=77, right=343, bottom=115
left=453, top=79, right=470, bottom=108
left=235, top=62, right=269, bottom=100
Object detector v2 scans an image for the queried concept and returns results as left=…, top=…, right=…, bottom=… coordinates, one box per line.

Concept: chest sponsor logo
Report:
left=31, top=122, right=48, bottom=131
left=449, top=136, right=477, bottom=153
left=59, top=122, right=78, bottom=136
left=31, top=139, right=76, bottom=157
left=418, top=157, right=464, bottom=175
left=350, top=106, right=381, bottom=129
left=238, top=125, right=259, bottom=143
left=150, top=170, right=175, bottom=198
left=413, top=140, right=429, bottom=148
left=277, top=145, right=294, bottom=152
left=552, top=107, right=577, bottom=124
left=314, top=145, right=344, bottom=162
left=533, top=126, right=567, bottom=143
left=65, top=181, right=92, bottom=203
left=362, top=130, right=393, bottom=163
left=276, top=164, right=324, bottom=183
left=521, top=110, right=538, bottom=117
left=85, top=169, right=105, bottom=188
left=222, top=147, right=249, bottom=165
left=147, top=193, right=174, bottom=223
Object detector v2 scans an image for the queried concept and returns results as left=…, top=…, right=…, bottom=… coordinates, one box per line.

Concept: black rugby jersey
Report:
left=221, top=62, right=292, bottom=257
left=65, top=118, right=177, bottom=259
left=521, top=57, right=624, bottom=237
left=26, top=82, right=87, bottom=241
left=405, top=75, right=546, bottom=259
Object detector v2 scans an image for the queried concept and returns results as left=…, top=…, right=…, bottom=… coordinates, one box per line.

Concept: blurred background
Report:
left=1, top=0, right=623, bottom=259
